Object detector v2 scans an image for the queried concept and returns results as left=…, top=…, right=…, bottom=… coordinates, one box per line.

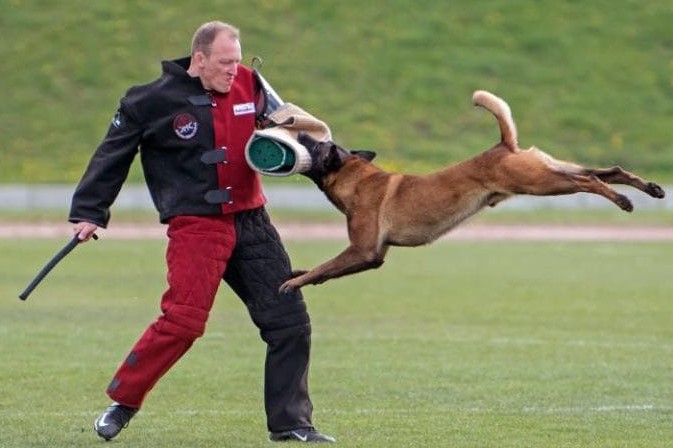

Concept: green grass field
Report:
left=1, top=239, right=672, bottom=447
left=3, top=1, right=673, bottom=183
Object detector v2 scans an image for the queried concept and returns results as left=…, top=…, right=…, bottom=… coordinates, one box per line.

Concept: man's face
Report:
left=196, top=32, right=242, bottom=93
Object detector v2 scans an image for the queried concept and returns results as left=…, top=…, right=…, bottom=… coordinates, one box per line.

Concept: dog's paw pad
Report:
left=647, top=182, right=666, bottom=199
left=616, top=195, right=634, bottom=212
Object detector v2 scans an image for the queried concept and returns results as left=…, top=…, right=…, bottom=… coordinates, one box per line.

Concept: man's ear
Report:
left=350, top=150, right=377, bottom=162
left=192, top=50, right=207, bottom=69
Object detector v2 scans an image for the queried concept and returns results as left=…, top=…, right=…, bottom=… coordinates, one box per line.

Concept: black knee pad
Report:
left=250, top=299, right=311, bottom=343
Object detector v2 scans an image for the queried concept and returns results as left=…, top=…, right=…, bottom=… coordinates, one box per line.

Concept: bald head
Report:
left=187, top=21, right=242, bottom=93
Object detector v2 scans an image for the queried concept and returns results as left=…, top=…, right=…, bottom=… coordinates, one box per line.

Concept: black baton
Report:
left=19, top=234, right=97, bottom=301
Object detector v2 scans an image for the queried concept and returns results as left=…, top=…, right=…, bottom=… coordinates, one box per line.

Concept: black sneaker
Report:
left=93, top=402, right=138, bottom=441
left=269, top=427, right=336, bottom=443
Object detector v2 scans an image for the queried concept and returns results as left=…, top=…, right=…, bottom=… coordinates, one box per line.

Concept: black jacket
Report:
left=69, top=57, right=265, bottom=227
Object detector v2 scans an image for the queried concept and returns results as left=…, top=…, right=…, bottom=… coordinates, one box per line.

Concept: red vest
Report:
left=210, top=66, right=266, bottom=214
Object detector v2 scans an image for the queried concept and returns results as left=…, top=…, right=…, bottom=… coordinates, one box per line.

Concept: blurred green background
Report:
left=2, top=0, right=672, bottom=183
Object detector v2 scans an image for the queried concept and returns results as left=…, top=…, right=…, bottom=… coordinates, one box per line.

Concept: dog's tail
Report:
left=472, top=90, right=519, bottom=152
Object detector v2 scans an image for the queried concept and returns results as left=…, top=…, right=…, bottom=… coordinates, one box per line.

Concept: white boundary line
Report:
left=1, top=404, right=668, bottom=418
left=1, top=223, right=673, bottom=241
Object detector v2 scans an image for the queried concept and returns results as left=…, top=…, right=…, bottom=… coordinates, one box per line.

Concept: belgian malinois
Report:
left=279, top=90, right=666, bottom=293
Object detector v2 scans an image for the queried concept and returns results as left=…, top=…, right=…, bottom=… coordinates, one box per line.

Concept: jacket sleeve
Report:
left=68, top=100, right=143, bottom=228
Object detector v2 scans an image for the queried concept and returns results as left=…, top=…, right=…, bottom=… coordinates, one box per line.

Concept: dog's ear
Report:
left=350, top=150, right=377, bottom=162
left=325, top=144, right=344, bottom=171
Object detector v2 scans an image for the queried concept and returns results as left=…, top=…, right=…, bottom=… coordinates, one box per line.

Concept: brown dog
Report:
left=279, top=90, right=666, bottom=293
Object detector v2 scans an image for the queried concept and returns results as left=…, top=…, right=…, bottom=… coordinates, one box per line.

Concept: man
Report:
left=69, top=21, right=335, bottom=443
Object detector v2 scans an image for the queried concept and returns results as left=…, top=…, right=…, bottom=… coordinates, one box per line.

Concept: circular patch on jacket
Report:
left=173, top=113, right=199, bottom=140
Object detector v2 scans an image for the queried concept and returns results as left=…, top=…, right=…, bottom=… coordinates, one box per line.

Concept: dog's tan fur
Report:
left=279, top=90, right=665, bottom=293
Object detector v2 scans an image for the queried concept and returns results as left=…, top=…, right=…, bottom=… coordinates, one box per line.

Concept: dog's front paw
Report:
left=279, top=278, right=302, bottom=294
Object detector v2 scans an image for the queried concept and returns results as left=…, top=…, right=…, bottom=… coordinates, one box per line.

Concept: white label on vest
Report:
left=233, top=102, right=256, bottom=116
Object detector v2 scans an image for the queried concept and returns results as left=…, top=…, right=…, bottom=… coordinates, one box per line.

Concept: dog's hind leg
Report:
left=506, top=153, right=663, bottom=211
left=588, top=166, right=666, bottom=199
left=557, top=166, right=666, bottom=212
left=568, top=173, right=635, bottom=211
left=507, top=165, right=636, bottom=211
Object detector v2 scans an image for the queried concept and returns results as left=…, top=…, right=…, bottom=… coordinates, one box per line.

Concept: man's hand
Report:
left=73, top=221, right=99, bottom=242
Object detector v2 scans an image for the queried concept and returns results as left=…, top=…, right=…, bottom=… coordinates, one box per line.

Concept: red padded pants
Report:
left=106, top=215, right=236, bottom=407
left=104, top=210, right=313, bottom=432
